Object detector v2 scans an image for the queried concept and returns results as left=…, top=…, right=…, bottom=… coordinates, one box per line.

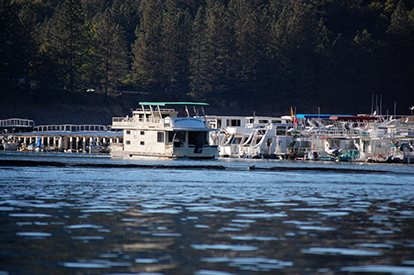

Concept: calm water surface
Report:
left=1, top=152, right=414, bottom=274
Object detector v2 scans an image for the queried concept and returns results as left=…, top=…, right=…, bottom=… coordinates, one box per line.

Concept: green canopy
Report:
left=138, top=102, right=209, bottom=106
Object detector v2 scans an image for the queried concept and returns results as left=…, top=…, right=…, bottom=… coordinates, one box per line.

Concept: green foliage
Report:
left=2, top=0, right=414, bottom=114
left=189, top=5, right=211, bottom=98
left=132, top=0, right=164, bottom=90
left=93, top=9, right=129, bottom=96
left=0, top=0, right=24, bottom=82
left=43, top=0, right=92, bottom=92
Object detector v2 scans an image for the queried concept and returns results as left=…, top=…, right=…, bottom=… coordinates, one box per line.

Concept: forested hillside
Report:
left=1, top=0, right=414, bottom=117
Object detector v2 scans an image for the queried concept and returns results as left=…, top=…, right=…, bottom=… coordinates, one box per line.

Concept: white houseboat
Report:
left=110, top=102, right=218, bottom=159
left=206, top=115, right=291, bottom=158
left=238, top=119, right=293, bottom=158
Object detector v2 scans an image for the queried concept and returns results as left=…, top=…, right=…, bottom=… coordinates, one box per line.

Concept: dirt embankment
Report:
left=0, top=91, right=143, bottom=125
left=0, top=89, right=266, bottom=125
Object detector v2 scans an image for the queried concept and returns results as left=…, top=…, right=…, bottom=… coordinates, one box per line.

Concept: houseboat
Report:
left=110, top=102, right=218, bottom=159
left=238, top=119, right=293, bottom=159
left=206, top=115, right=291, bottom=158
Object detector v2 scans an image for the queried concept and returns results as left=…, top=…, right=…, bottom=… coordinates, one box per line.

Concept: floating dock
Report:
left=1, top=119, right=122, bottom=153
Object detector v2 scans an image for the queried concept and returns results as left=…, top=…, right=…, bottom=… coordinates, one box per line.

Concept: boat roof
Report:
left=296, top=114, right=352, bottom=119
left=296, top=114, right=379, bottom=121
left=9, top=131, right=122, bottom=137
left=139, top=102, right=209, bottom=106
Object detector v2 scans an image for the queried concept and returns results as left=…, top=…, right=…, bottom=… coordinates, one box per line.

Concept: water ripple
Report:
left=1, top=154, right=414, bottom=274
left=301, top=247, right=383, bottom=256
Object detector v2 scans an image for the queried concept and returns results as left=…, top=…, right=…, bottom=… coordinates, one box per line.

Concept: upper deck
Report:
left=112, top=102, right=209, bottom=131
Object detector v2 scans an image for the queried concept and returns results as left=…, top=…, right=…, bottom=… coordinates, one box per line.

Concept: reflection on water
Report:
left=0, top=152, right=414, bottom=274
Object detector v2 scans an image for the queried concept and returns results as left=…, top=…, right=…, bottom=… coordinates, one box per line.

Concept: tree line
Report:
left=1, top=0, right=414, bottom=114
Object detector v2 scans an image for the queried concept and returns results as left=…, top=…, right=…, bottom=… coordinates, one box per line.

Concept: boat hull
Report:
left=110, top=145, right=218, bottom=159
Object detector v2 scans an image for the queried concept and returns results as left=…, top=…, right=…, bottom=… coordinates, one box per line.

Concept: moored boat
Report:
left=110, top=102, right=218, bottom=159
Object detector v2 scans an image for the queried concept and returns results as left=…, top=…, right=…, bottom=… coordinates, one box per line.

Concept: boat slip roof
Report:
left=296, top=114, right=379, bottom=121
left=139, top=102, right=209, bottom=106
left=296, top=114, right=352, bottom=119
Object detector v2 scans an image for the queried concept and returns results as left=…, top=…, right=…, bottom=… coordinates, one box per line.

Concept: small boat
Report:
left=3, top=142, right=19, bottom=151
left=85, top=144, right=104, bottom=153
left=110, top=102, right=218, bottom=159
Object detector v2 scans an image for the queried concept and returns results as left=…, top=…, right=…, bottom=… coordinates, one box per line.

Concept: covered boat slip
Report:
left=1, top=128, right=121, bottom=153
left=110, top=102, right=218, bottom=159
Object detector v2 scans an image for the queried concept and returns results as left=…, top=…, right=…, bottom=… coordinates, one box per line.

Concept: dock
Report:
left=1, top=118, right=122, bottom=153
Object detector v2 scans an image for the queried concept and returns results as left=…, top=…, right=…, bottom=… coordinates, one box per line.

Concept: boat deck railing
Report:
left=112, top=117, right=163, bottom=124
left=0, top=118, right=35, bottom=128
left=33, top=124, right=109, bottom=132
left=302, top=128, right=363, bottom=139
left=135, top=108, right=176, bottom=113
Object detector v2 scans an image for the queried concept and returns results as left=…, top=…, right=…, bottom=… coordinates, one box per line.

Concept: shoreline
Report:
left=1, top=159, right=412, bottom=175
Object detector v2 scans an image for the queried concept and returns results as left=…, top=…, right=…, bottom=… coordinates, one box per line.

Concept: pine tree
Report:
left=81, top=0, right=111, bottom=19
left=18, top=3, right=40, bottom=89
left=271, top=0, right=329, bottom=109
left=387, top=0, right=414, bottom=104
left=388, top=0, right=413, bottom=38
left=189, top=5, right=211, bottom=99
left=111, top=0, right=143, bottom=50
left=132, top=0, right=164, bottom=92
left=161, top=6, right=192, bottom=99
left=228, top=0, right=266, bottom=98
left=0, top=0, right=23, bottom=84
left=94, top=9, right=129, bottom=96
left=205, top=1, right=235, bottom=98
left=45, top=0, right=92, bottom=93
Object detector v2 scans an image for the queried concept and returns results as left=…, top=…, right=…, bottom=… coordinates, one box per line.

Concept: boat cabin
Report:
left=111, top=102, right=218, bottom=159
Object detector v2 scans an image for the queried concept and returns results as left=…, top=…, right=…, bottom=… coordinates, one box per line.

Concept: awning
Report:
left=169, top=128, right=214, bottom=132
left=139, top=102, right=209, bottom=106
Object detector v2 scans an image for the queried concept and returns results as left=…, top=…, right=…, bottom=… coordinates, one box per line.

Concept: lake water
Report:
left=1, top=151, right=414, bottom=274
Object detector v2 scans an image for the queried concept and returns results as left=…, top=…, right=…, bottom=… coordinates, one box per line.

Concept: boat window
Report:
left=259, top=120, right=268, bottom=123
left=272, top=119, right=281, bottom=123
left=267, top=138, right=273, bottom=146
left=253, top=137, right=261, bottom=145
left=172, top=131, right=185, bottom=147
left=140, top=131, right=145, bottom=135
left=126, top=130, right=131, bottom=135
left=276, top=127, right=286, bottom=135
left=232, top=137, right=242, bottom=144
left=126, top=140, right=131, bottom=145
left=157, top=132, right=165, bottom=143
left=167, top=132, right=174, bottom=143
left=217, top=119, right=222, bottom=128
left=175, top=131, right=186, bottom=142
left=230, top=119, right=241, bottom=126
left=140, top=141, right=145, bottom=145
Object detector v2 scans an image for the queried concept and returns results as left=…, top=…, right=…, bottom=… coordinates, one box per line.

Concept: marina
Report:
left=1, top=104, right=414, bottom=274
left=0, top=118, right=121, bottom=153
left=2, top=0, right=414, bottom=273
left=207, top=113, right=414, bottom=163
left=1, top=104, right=414, bottom=163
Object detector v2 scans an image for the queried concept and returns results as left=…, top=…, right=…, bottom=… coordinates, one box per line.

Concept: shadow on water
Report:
left=0, top=152, right=414, bottom=274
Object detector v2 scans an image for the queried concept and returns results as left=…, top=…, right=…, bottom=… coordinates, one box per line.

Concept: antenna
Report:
left=394, top=101, right=396, bottom=117
left=380, top=94, right=382, bottom=116
left=371, top=94, right=374, bottom=114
